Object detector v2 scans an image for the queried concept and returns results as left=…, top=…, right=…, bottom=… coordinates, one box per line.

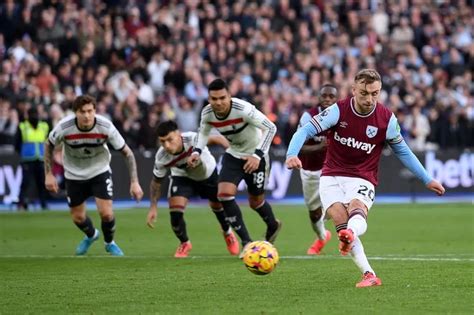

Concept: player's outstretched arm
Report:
left=207, top=135, right=229, bottom=149
left=44, top=141, right=59, bottom=193
left=190, top=117, right=213, bottom=168
left=121, top=144, right=144, bottom=202
left=147, top=176, right=162, bottom=229
left=285, top=123, right=316, bottom=169
left=300, top=138, right=328, bottom=153
left=389, top=140, right=445, bottom=196
left=187, top=152, right=201, bottom=168
left=387, top=114, right=445, bottom=196
left=285, top=156, right=303, bottom=170
left=426, top=180, right=445, bottom=196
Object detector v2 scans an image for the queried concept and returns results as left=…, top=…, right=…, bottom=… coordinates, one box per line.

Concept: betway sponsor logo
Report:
left=333, top=132, right=376, bottom=154
left=426, top=152, right=473, bottom=188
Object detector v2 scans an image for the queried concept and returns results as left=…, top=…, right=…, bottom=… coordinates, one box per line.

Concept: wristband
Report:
left=254, top=149, right=264, bottom=159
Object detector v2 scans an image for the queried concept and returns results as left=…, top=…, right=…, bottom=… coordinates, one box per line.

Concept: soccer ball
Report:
left=242, top=241, right=279, bottom=275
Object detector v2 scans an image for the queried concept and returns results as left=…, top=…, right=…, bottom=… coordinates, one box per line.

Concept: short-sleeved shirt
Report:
left=153, top=132, right=216, bottom=181
left=48, top=115, right=125, bottom=180
left=309, top=97, right=402, bottom=186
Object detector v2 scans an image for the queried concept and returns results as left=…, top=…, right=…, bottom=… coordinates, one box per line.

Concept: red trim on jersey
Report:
left=170, top=205, right=185, bottom=210
left=208, top=118, right=244, bottom=128
left=64, top=133, right=108, bottom=140
left=164, top=147, right=193, bottom=167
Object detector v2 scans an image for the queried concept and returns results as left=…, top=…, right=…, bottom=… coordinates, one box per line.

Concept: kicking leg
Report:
left=326, top=202, right=354, bottom=255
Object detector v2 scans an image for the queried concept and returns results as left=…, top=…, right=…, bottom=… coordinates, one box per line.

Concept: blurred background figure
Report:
left=404, top=106, right=431, bottom=151
left=15, top=107, right=49, bottom=210
left=0, top=97, right=18, bottom=153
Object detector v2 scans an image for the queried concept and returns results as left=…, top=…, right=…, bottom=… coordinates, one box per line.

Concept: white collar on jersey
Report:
left=350, top=97, right=377, bottom=118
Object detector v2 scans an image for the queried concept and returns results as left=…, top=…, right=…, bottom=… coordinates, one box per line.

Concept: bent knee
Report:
left=248, top=195, right=265, bottom=209
left=309, top=209, right=323, bottom=221
left=209, top=201, right=223, bottom=211
left=100, top=213, right=114, bottom=221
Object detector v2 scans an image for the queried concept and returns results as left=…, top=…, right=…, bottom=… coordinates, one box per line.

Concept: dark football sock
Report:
left=253, top=201, right=278, bottom=228
left=101, top=218, right=116, bottom=243
left=74, top=216, right=95, bottom=238
left=221, top=199, right=252, bottom=245
left=170, top=211, right=188, bottom=243
left=212, top=208, right=231, bottom=232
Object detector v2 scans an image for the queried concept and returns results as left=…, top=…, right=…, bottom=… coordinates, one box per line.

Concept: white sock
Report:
left=350, top=237, right=375, bottom=275
left=225, top=227, right=232, bottom=235
left=313, top=219, right=327, bottom=240
left=91, top=229, right=99, bottom=239
left=348, top=214, right=367, bottom=237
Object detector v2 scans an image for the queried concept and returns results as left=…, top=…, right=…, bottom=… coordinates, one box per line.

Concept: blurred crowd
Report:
left=0, top=0, right=473, bottom=154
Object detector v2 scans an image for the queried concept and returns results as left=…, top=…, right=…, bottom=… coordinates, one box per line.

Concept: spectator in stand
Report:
left=404, top=106, right=431, bottom=151
left=0, top=1, right=471, bottom=151
left=0, top=97, right=18, bottom=152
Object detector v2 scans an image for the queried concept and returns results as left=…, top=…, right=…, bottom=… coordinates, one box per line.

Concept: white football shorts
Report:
left=320, top=176, right=375, bottom=211
left=299, top=169, right=322, bottom=211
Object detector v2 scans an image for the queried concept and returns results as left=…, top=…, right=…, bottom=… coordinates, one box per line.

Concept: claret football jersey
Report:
left=309, top=97, right=402, bottom=186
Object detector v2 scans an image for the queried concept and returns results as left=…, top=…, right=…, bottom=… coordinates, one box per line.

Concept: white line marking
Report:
left=0, top=255, right=472, bottom=262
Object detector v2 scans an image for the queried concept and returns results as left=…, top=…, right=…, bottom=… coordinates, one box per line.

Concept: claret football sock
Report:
left=75, top=216, right=96, bottom=238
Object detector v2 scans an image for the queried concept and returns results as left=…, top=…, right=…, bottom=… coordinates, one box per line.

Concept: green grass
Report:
left=1, top=203, right=473, bottom=314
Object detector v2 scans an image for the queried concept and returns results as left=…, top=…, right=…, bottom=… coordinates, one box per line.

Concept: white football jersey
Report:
left=195, top=98, right=276, bottom=158
left=153, top=132, right=216, bottom=181
left=48, top=115, right=125, bottom=180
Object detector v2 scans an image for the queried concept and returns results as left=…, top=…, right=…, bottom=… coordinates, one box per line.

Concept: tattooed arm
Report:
left=147, top=176, right=162, bottom=228
left=44, top=141, right=59, bottom=193
left=121, top=144, right=144, bottom=201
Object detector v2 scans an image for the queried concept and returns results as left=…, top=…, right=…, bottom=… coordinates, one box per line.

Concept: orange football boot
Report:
left=174, top=241, right=192, bottom=258
left=223, top=230, right=240, bottom=256
left=338, top=229, right=355, bottom=256
left=307, top=230, right=332, bottom=255
left=356, top=272, right=382, bottom=288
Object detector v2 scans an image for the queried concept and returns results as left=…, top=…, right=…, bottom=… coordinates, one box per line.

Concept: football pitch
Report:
left=1, top=203, right=473, bottom=314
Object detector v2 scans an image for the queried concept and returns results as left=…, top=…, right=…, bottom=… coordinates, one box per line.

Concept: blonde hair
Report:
left=354, top=69, right=381, bottom=84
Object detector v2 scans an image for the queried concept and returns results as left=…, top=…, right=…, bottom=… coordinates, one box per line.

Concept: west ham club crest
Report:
left=366, top=125, right=378, bottom=138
